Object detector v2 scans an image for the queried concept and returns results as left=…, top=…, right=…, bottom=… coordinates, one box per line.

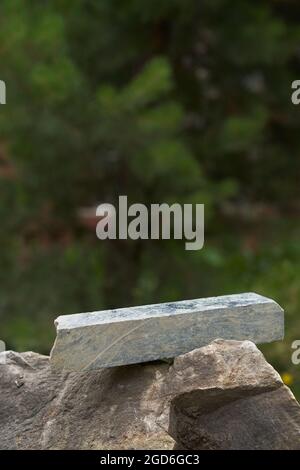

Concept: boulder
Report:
left=0, top=339, right=299, bottom=450
left=0, top=351, right=173, bottom=449
left=168, top=340, right=300, bottom=449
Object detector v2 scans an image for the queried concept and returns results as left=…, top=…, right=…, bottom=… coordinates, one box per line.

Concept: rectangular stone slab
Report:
left=50, top=292, right=284, bottom=371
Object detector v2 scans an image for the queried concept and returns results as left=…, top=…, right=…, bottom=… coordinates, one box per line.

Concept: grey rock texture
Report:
left=168, top=340, right=300, bottom=450
left=50, top=293, right=284, bottom=370
left=0, top=339, right=299, bottom=450
left=0, top=351, right=173, bottom=450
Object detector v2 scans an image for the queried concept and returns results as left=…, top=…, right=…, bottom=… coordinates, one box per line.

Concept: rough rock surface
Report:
left=168, top=341, right=300, bottom=450
left=0, top=351, right=173, bottom=450
left=0, top=339, right=299, bottom=450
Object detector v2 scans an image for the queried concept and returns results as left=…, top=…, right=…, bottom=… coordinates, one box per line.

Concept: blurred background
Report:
left=0, top=0, right=299, bottom=397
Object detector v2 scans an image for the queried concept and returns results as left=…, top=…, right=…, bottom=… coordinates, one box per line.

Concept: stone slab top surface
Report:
left=55, top=292, right=282, bottom=331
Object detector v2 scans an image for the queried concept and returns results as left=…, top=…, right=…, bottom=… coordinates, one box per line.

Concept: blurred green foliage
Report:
left=0, top=0, right=300, bottom=397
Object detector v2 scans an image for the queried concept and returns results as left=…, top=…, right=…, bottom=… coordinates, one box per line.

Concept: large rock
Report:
left=50, top=293, right=284, bottom=370
left=168, top=340, right=300, bottom=450
left=0, top=351, right=174, bottom=450
left=0, top=339, right=299, bottom=450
